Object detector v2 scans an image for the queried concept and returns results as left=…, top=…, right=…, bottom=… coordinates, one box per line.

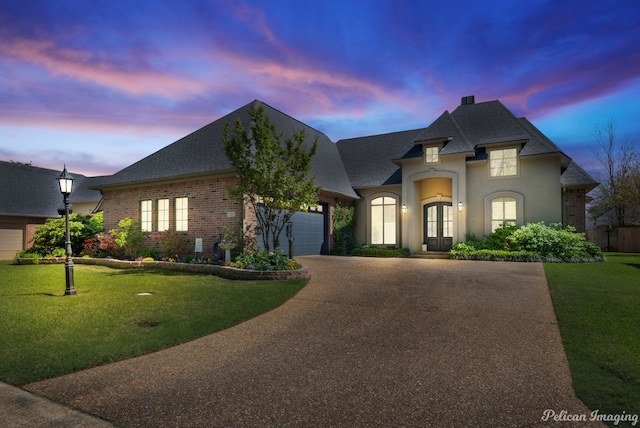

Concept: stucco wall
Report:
left=466, top=155, right=562, bottom=237
left=354, top=186, right=402, bottom=247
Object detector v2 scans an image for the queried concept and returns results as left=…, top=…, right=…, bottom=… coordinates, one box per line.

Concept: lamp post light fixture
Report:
left=57, top=166, right=76, bottom=296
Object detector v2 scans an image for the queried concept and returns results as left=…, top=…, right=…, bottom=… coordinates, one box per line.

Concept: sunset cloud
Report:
left=0, top=0, right=639, bottom=177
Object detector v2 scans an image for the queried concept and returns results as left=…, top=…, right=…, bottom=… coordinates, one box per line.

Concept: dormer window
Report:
left=489, top=148, right=518, bottom=177
left=425, top=146, right=439, bottom=164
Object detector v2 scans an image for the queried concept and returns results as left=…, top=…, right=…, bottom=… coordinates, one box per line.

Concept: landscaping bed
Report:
left=17, top=257, right=310, bottom=281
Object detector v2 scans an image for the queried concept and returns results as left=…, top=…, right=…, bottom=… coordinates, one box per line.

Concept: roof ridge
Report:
left=337, top=127, right=427, bottom=144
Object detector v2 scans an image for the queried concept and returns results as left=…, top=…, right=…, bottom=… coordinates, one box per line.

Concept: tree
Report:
left=223, top=105, right=321, bottom=252
left=588, top=120, right=640, bottom=227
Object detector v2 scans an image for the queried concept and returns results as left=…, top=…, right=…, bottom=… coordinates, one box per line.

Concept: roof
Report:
left=0, top=161, right=101, bottom=218
left=96, top=100, right=358, bottom=199
left=561, top=161, right=598, bottom=190
left=339, top=98, right=597, bottom=189
left=336, top=128, right=426, bottom=188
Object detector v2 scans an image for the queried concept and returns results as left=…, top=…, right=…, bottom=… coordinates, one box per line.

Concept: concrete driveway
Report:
left=23, top=256, right=601, bottom=427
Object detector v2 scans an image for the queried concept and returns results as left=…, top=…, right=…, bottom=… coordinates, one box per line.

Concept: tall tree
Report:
left=223, top=105, right=321, bottom=251
left=589, top=120, right=640, bottom=227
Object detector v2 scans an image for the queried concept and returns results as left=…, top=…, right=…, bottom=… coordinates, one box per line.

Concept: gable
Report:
left=96, top=100, right=358, bottom=199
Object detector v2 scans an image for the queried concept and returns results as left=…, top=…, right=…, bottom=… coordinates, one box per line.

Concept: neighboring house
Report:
left=92, top=97, right=597, bottom=256
left=0, top=161, right=103, bottom=259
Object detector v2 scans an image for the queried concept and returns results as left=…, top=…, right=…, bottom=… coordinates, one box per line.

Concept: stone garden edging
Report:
left=19, top=257, right=310, bottom=281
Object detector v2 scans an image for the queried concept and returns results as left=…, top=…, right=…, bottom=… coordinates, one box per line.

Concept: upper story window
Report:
left=140, top=200, right=152, bottom=232
left=489, top=148, right=518, bottom=177
left=175, top=197, right=188, bottom=231
left=425, top=146, right=439, bottom=164
left=157, top=199, right=169, bottom=232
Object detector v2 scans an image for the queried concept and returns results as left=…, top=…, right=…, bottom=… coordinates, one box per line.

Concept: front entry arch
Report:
left=424, top=202, right=453, bottom=251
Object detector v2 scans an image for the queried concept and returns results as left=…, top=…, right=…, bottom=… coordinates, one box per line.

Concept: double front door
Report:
left=424, top=202, right=453, bottom=251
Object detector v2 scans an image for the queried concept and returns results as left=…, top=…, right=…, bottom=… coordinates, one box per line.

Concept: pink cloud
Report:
left=0, top=34, right=207, bottom=99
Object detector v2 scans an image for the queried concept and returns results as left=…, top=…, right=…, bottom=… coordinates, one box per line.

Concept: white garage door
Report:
left=0, top=229, right=23, bottom=260
left=257, top=207, right=326, bottom=256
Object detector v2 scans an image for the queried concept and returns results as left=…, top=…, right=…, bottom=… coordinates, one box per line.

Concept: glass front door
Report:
left=424, top=202, right=453, bottom=251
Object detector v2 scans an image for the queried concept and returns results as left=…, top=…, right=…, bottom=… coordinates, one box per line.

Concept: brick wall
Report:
left=564, top=188, right=587, bottom=232
left=101, top=176, right=348, bottom=257
left=101, top=175, right=243, bottom=257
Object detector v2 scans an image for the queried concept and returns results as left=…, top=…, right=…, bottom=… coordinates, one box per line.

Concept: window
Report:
left=175, top=197, right=188, bottom=231
left=140, top=200, right=152, bottom=232
left=491, top=197, right=517, bottom=231
left=425, top=146, right=439, bottom=163
left=490, top=148, right=518, bottom=177
left=371, top=196, right=396, bottom=245
left=158, top=199, right=169, bottom=232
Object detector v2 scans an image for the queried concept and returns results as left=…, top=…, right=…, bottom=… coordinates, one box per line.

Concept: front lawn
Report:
left=545, top=253, right=640, bottom=423
left=0, top=261, right=307, bottom=386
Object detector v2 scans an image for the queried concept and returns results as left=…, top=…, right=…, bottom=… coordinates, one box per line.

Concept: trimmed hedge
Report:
left=352, top=246, right=410, bottom=258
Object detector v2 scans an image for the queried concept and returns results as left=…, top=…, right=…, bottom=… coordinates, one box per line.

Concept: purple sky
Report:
left=1, top=0, right=639, bottom=177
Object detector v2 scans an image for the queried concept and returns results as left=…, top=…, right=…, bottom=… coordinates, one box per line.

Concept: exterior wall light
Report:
left=458, top=201, right=464, bottom=212
left=57, top=166, right=76, bottom=296
left=402, top=204, right=408, bottom=214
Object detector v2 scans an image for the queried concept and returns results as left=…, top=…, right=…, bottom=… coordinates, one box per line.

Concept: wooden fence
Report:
left=587, top=226, right=640, bottom=253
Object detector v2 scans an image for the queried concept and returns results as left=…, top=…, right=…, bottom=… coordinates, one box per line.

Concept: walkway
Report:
left=21, top=256, right=600, bottom=426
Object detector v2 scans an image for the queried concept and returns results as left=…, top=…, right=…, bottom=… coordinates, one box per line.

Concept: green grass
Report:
left=0, top=261, right=307, bottom=386
left=545, top=253, right=640, bottom=424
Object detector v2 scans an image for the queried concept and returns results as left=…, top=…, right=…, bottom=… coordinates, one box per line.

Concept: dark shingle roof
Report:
left=337, top=98, right=598, bottom=189
left=336, top=128, right=426, bottom=188
left=0, top=161, right=101, bottom=217
left=561, top=161, right=598, bottom=189
left=97, top=100, right=358, bottom=199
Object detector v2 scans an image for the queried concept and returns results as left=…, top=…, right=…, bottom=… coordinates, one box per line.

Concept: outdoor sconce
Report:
left=57, top=166, right=76, bottom=296
left=402, top=204, right=407, bottom=214
left=458, top=201, right=464, bottom=212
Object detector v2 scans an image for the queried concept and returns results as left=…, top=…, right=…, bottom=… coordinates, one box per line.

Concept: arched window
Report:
left=371, top=196, right=397, bottom=245
left=491, top=197, right=517, bottom=231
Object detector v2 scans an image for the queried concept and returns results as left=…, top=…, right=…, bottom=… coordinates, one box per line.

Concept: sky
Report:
left=1, top=0, right=639, bottom=178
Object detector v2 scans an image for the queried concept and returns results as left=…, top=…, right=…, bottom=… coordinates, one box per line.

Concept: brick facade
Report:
left=101, top=175, right=243, bottom=257
left=101, top=175, right=344, bottom=257
left=564, top=188, right=587, bottom=232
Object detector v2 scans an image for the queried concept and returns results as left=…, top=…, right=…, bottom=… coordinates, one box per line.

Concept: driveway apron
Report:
left=24, top=256, right=600, bottom=427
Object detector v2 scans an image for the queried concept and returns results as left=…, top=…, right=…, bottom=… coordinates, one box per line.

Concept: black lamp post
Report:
left=57, top=166, right=76, bottom=296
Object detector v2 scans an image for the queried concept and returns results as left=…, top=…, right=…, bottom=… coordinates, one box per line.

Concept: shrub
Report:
left=231, top=250, right=300, bottom=271
left=352, top=246, right=410, bottom=258
left=451, top=222, right=604, bottom=262
left=508, top=222, right=603, bottom=259
left=29, top=213, right=104, bottom=257
left=150, top=230, right=187, bottom=259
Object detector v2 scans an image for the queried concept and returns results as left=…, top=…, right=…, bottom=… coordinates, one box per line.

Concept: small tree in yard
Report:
left=223, top=105, right=321, bottom=252
left=589, top=120, right=640, bottom=227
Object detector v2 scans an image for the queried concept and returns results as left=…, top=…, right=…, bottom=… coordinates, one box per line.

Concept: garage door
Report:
left=0, top=229, right=23, bottom=260
left=257, top=206, right=327, bottom=256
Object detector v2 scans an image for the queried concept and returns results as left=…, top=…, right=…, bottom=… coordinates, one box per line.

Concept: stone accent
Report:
left=21, top=257, right=310, bottom=281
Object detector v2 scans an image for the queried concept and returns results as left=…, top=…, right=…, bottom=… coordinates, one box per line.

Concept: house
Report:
left=92, top=97, right=597, bottom=256
left=0, top=161, right=103, bottom=259
left=93, top=100, right=358, bottom=257
left=338, top=96, right=598, bottom=252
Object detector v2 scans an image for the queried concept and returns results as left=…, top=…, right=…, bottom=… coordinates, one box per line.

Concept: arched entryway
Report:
left=423, top=202, right=453, bottom=251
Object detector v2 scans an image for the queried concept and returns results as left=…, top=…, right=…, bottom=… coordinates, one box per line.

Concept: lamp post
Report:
left=57, top=166, right=76, bottom=296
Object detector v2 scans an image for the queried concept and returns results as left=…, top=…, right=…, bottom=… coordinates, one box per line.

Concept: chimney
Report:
left=461, top=95, right=475, bottom=105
